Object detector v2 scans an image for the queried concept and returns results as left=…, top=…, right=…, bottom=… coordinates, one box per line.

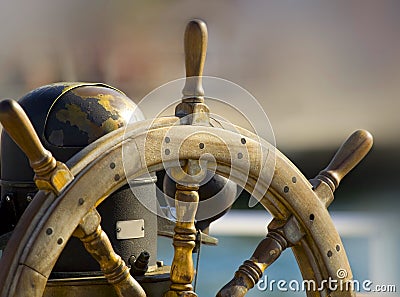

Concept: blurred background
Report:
left=1, top=0, right=399, bottom=296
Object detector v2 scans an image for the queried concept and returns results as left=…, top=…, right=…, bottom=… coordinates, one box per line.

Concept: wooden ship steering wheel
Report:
left=0, top=20, right=372, bottom=297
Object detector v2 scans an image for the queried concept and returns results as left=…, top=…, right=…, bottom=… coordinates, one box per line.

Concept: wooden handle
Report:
left=0, top=99, right=55, bottom=174
left=75, top=210, right=146, bottom=297
left=182, top=19, right=208, bottom=101
left=317, top=129, right=373, bottom=191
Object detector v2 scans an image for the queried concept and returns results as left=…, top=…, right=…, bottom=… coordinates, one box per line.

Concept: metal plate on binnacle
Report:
left=116, top=219, right=145, bottom=240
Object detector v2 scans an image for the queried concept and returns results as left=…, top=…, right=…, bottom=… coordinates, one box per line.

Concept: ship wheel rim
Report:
left=0, top=117, right=354, bottom=297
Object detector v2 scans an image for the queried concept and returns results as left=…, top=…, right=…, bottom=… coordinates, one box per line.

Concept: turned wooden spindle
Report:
left=165, top=19, right=209, bottom=297
left=315, top=129, right=373, bottom=192
left=74, top=210, right=146, bottom=297
left=0, top=99, right=55, bottom=175
left=0, top=99, right=73, bottom=194
left=182, top=19, right=208, bottom=102
left=164, top=184, right=199, bottom=297
left=216, top=224, right=288, bottom=297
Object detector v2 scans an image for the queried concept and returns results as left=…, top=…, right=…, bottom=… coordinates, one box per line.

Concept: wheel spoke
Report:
left=217, top=216, right=305, bottom=297
left=73, top=209, right=146, bottom=297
